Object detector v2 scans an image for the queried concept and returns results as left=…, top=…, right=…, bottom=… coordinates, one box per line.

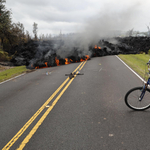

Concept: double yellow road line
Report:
left=3, top=61, right=87, bottom=150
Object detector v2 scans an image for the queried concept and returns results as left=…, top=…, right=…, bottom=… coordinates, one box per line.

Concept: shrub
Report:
left=0, top=50, right=11, bottom=61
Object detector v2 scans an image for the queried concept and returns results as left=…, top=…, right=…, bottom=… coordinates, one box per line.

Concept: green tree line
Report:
left=0, top=0, right=37, bottom=55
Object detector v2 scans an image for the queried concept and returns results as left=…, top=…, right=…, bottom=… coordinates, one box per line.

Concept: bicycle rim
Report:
left=125, top=87, right=150, bottom=111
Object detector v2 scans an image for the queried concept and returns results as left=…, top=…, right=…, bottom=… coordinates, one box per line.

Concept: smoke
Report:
left=56, top=33, right=92, bottom=58
left=81, top=2, right=142, bottom=41
left=56, top=1, right=143, bottom=58
left=28, top=1, right=144, bottom=66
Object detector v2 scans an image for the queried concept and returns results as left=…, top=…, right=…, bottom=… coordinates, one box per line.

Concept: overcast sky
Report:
left=5, top=0, right=150, bottom=37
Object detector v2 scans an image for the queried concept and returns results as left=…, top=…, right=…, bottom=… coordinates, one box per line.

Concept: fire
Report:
left=65, top=58, right=71, bottom=65
left=34, top=55, right=90, bottom=69
left=95, top=45, right=101, bottom=49
left=55, top=57, right=60, bottom=66
left=45, top=62, right=48, bottom=67
left=35, top=62, right=49, bottom=69
left=85, top=55, right=90, bottom=60
left=35, top=66, right=39, bottom=69
left=80, top=58, right=84, bottom=62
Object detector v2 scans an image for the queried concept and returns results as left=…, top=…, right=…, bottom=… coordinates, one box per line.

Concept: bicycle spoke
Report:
left=125, top=87, right=150, bottom=110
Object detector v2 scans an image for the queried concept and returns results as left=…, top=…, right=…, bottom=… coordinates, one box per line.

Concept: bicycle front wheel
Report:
left=125, top=87, right=150, bottom=111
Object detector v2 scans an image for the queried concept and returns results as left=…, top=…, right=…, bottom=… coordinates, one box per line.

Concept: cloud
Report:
left=5, top=0, right=150, bottom=36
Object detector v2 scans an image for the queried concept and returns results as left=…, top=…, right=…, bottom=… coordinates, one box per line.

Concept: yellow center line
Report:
left=17, top=61, right=87, bottom=150
left=2, top=62, right=84, bottom=150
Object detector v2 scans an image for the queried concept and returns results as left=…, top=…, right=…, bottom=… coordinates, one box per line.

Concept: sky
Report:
left=5, top=0, right=150, bottom=37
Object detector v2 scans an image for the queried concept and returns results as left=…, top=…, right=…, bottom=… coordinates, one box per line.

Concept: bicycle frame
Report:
left=139, top=76, right=150, bottom=101
left=139, top=61, right=150, bottom=101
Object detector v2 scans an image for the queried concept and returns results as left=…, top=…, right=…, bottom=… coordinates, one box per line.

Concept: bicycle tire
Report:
left=125, top=87, right=150, bottom=111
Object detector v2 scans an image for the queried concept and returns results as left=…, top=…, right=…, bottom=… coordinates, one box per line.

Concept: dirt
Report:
left=0, top=62, right=14, bottom=72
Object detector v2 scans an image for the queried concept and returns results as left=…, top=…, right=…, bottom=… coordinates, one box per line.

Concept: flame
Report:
left=35, top=66, right=39, bottom=69
left=95, top=45, right=101, bottom=49
left=35, top=55, right=90, bottom=69
left=35, top=62, right=49, bottom=69
left=55, top=57, right=60, bottom=66
left=65, top=58, right=71, bottom=65
left=45, top=62, right=48, bottom=67
left=85, top=55, right=90, bottom=60
left=80, top=58, right=84, bottom=62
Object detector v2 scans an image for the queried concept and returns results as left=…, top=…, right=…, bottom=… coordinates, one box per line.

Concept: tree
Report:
left=33, top=22, right=38, bottom=40
left=26, top=30, right=31, bottom=42
left=8, top=22, right=25, bottom=46
left=0, top=0, right=12, bottom=49
left=14, top=22, right=25, bottom=44
left=126, top=28, right=134, bottom=37
left=147, top=23, right=150, bottom=37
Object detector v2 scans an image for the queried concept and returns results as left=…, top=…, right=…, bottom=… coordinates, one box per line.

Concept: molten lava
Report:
left=95, top=45, right=101, bottom=49
left=80, top=58, right=84, bottom=62
left=34, top=55, right=90, bottom=69
left=55, top=57, right=60, bottom=66
left=45, top=62, right=48, bottom=67
left=85, top=55, right=90, bottom=60
left=65, top=58, right=71, bottom=65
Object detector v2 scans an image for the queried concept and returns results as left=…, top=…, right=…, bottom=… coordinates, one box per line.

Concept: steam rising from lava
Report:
left=55, top=2, right=142, bottom=60
left=10, top=2, right=149, bottom=68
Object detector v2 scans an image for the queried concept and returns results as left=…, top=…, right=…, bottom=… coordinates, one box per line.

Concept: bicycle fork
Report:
left=139, top=78, right=150, bottom=101
left=139, top=86, right=146, bottom=101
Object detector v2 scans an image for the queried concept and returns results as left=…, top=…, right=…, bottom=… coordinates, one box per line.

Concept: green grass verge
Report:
left=118, top=54, right=150, bottom=79
left=0, top=66, right=29, bottom=82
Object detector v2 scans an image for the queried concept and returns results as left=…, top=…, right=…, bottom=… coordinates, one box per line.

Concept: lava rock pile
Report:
left=10, top=36, right=150, bottom=68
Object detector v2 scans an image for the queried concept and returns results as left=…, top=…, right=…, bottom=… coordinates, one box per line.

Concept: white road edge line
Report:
left=115, top=55, right=146, bottom=83
left=0, top=73, right=26, bottom=85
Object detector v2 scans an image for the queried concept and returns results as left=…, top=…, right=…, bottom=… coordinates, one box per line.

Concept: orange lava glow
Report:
left=95, top=45, right=101, bottom=49
left=55, top=57, right=60, bottom=66
left=65, top=58, right=71, bottom=65
left=85, top=55, right=90, bottom=60
left=45, top=62, right=48, bottom=67
left=35, top=55, right=90, bottom=69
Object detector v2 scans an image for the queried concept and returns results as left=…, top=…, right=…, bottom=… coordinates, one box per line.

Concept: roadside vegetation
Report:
left=118, top=54, right=150, bottom=80
left=0, top=66, right=28, bottom=82
left=0, top=49, right=11, bottom=61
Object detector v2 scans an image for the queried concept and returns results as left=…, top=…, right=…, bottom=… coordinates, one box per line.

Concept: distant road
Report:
left=1, top=56, right=150, bottom=150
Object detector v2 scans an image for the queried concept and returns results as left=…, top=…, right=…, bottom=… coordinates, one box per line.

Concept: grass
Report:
left=118, top=54, right=150, bottom=80
left=0, top=66, right=29, bottom=82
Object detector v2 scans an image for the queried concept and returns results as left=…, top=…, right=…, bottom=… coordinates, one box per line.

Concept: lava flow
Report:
left=34, top=55, right=90, bottom=69
left=65, top=58, right=70, bottom=65
left=55, top=57, right=60, bottom=66
left=95, top=45, right=101, bottom=49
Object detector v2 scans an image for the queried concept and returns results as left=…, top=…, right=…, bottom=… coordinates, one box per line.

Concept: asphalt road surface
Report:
left=1, top=56, right=150, bottom=150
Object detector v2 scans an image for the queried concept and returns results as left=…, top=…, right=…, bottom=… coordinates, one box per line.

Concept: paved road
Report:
left=1, top=56, right=150, bottom=150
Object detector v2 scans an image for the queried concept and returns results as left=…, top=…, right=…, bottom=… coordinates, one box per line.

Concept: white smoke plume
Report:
left=56, top=1, right=143, bottom=58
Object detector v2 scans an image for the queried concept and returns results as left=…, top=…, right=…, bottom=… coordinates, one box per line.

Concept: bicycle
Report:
left=125, top=59, right=150, bottom=111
